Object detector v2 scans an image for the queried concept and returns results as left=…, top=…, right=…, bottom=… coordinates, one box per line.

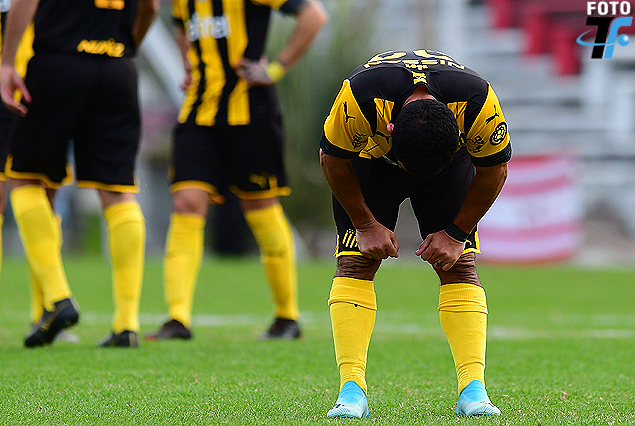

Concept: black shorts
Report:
left=333, top=147, right=479, bottom=256
left=171, top=115, right=290, bottom=203
left=8, top=52, right=140, bottom=190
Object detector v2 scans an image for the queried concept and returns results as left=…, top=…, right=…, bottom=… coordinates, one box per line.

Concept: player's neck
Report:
left=403, top=85, right=435, bottom=107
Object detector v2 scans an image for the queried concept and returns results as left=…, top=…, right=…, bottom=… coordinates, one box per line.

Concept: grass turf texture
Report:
left=0, top=255, right=634, bottom=425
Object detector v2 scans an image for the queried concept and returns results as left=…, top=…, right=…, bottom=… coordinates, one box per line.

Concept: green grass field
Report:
left=0, top=254, right=634, bottom=425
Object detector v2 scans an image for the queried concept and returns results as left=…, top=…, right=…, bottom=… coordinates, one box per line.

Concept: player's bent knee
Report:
left=335, top=255, right=381, bottom=281
left=437, top=252, right=481, bottom=286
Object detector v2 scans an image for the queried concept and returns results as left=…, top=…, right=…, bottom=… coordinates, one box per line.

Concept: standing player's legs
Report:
left=73, top=56, right=145, bottom=348
left=150, top=187, right=209, bottom=340
left=226, top=120, right=300, bottom=340
left=326, top=157, right=409, bottom=418
left=97, top=191, right=146, bottom=348
left=144, top=122, right=218, bottom=341
left=410, top=149, right=500, bottom=416
left=241, top=196, right=299, bottom=340
left=7, top=52, right=84, bottom=347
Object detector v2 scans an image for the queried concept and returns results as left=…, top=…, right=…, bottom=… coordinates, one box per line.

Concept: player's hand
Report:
left=356, top=220, right=399, bottom=260
left=235, top=57, right=275, bottom=87
left=416, top=230, right=464, bottom=271
left=0, top=64, right=31, bottom=117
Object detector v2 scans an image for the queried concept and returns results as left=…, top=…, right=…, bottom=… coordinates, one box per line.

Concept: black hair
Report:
left=391, top=98, right=459, bottom=179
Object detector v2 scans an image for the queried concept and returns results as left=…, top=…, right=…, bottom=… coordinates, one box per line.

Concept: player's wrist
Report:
left=265, top=60, right=286, bottom=83
left=444, top=222, right=469, bottom=243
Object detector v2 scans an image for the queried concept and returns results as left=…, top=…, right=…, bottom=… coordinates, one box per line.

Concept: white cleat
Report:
left=455, top=380, right=501, bottom=416
left=327, top=381, right=370, bottom=418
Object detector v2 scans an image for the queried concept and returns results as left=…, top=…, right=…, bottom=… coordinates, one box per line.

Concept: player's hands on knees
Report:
left=0, top=65, right=31, bottom=117
left=235, top=57, right=274, bottom=87
left=356, top=220, right=399, bottom=260
left=416, top=230, right=464, bottom=271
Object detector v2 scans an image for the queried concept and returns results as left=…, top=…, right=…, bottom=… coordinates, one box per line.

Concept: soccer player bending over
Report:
left=319, top=49, right=511, bottom=417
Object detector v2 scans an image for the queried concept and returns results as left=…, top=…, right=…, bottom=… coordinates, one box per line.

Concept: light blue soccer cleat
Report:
left=455, top=379, right=501, bottom=416
left=327, top=380, right=370, bottom=418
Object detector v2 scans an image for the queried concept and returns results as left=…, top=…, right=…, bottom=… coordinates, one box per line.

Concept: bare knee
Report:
left=437, top=252, right=481, bottom=286
left=172, top=189, right=210, bottom=217
left=335, top=255, right=381, bottom=281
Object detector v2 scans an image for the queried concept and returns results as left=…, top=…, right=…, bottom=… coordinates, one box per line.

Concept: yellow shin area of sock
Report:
left=164, top=212, right=205, bottom=328
left=104, top=201, right=145, bottom=333
left=244, top=204, right=298, bottom=320
left=10, top=186, right=70, bottom=310
left=439, top=283, right=488, bottom=394
left=329, top=276, right=377, bottom=394
left=29, top=215, right=62, bottom=322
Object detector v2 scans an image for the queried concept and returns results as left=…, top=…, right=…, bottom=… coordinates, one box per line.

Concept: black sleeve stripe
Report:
left=470, top=143, right=512, bottom=167
left=320, top=131, right=359, bottom=159
left=280, top=0, right=305, bottom=15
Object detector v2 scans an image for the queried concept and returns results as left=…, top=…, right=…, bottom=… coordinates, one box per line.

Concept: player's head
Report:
left=391, top=98, right=459, bottom=179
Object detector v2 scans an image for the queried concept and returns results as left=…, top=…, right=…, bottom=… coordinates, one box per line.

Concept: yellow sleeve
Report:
left=323, top=80, right=373, bottom=155
left=465, top=85, right=510, bottom=159
left=15, top=25, right=34, bottom=79
left=172, top=0, right=184, bottom=22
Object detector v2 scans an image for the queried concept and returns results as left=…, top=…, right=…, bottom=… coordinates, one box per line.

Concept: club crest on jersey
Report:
left=467, top=135, right=486, bottom=153
left=186, top=13, right=230, bottom=41
left=489, top=122, right=507, bottom=145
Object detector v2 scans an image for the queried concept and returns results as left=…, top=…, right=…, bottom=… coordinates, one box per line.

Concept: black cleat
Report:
left=25, top=297, right=80, bottom=348
left=98, top=330, right=138, bottom=348
left=143, top=319, right=192, bottom=341
left=259, top=317, right=302, bottom=340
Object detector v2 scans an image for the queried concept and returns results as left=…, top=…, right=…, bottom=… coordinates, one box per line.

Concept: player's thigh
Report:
left=169, top=120, right=225, bottom=204
left=74, top=57, right=140, bottom=189
left=223, top=120, right=290, bottom=200
left=9, top=53, right=90, bottom=184
left=332, top=157, right=409, bottom=257
left=409, top=148, right=476, bottom=238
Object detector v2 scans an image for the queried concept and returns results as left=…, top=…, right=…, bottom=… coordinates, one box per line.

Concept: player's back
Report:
left=33, top=0, right=137, bottom=58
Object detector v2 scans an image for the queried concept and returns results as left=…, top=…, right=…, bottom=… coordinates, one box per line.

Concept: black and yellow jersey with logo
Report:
left=31, top=0, right=137, bottom=58
left=321, top=50, right=512, bottom=168
left=172, top=0, right=303, bottom=127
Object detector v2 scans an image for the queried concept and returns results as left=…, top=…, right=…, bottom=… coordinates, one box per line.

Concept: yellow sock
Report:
left=105, top=201, right=145, bottom=333
left=439, top=283, right=488, bottom=394
left=10, top=185, right=70, bottom=310
left=29, top=215, right=62, bottom=323
left=164, top=212, right=205, bottom=328
left=244, top=204, right=298, bottom=320
left=329, top=276, right=377, bottom=394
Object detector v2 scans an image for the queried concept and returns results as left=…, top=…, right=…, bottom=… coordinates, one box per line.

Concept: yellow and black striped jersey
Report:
left=321, top=50, right=511, bottom=168
left=31, top=0, right=137, bottom=58
left=172, top=0, right=304, bottom=127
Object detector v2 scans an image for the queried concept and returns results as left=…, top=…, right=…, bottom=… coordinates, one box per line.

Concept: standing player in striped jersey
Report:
left=0, top=0, right=158, bottom=347
left=144, top=0, right=328, bottom=341
left=320, top=50, right=510, bottom=418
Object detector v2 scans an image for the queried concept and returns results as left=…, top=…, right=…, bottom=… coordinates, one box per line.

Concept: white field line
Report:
left=4, top=310, right=635, bottom=340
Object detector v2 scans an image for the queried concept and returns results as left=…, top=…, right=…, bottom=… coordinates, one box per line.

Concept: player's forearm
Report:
left=319, top=149, right=375, bottom=230
left=175, top=26, right=191, bottom=68
left=1, top=0, right=39, bottom=66
left=452, top=162, right=508, bottom=235
left=276, top=0, right=328, bottom=70
left=133, top=0, right=159, bottom=47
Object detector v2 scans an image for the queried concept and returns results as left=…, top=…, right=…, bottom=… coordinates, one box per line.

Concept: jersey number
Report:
left=94, top=0, right=125, bottom=10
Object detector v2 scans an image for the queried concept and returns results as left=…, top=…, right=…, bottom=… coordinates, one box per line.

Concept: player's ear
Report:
left=387, top=123, right=394, bottom=134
